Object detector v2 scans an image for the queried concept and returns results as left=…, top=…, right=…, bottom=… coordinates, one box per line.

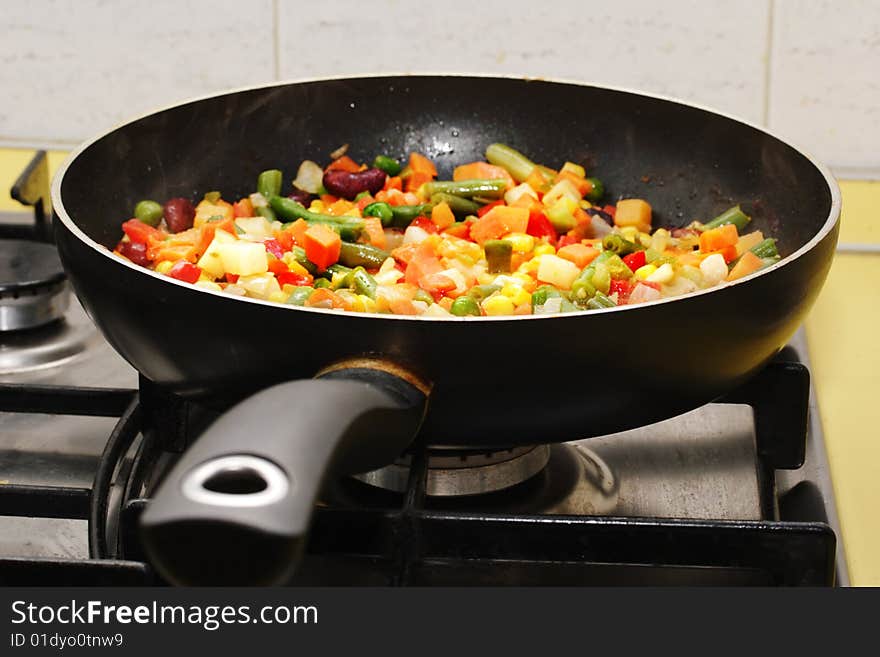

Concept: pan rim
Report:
left=50, top=72, right=841, bottom=323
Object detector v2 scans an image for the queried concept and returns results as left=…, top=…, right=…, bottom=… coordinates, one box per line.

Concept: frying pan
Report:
left=50, top=75, right=840, bottom=585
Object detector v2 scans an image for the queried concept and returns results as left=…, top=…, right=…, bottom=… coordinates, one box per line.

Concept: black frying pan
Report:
left=50, top=75, right=840, bottom=585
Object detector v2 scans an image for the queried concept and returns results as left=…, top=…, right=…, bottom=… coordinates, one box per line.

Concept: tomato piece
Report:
left=409, top=215, right=439, bottom=234
left=556, top=234, right=578, bottom=249
left=609, top=278, right=634, bottom=302
left=169, top=261, right=201, bottom=284
left=622, top=250, right=646, bottom=272
left=233, top=198, right=254, bottom=218
left=275, top=229, right=295, bottom=252
left=526, top=210, right=558, bottom=243
left=602, top=204, right=617, bottom=218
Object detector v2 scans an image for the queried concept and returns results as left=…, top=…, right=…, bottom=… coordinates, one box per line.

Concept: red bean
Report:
left=117, top=240, right=150, bottom=266
left=288, top=188, right=312, bottom=205
left=163, top=198, right=195, bottom=233
left=322, top=168, right=386, bottom=200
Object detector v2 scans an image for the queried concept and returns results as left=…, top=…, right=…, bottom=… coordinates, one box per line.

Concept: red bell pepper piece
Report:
left=409, top=215, right=439, bottom=234
left=225, top=273, right=239, bottom=283
left=526, top=210, right=557, bottom=244
left=169, top=261, right=201, bottom=284
left=609, top=278, right=634, bottom=303
left=276, top=271, right=313, bottom=287
left=477, top=200, right=504, bottom=218
left=622, top=250, right=646, bottom=272
left=122, top=219, right=162, bottom=245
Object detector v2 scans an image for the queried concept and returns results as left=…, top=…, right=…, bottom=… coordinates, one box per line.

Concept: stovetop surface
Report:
left=0, top=296, right=849, bottom=585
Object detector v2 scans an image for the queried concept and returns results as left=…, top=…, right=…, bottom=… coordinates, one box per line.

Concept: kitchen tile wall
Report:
left=1, top=0, right=878, bottom=175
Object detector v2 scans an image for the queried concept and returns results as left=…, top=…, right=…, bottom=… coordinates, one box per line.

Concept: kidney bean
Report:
left=288, top=188, right=312, bottom=205
left=163, top=197, right=195, bottom=233
left=322, top=168, right=386, bottom=200
left=117, top=240, right=150, bottom=266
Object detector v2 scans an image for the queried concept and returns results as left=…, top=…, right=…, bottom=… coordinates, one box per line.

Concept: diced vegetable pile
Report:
left=114, top=143, right=781, bottom=317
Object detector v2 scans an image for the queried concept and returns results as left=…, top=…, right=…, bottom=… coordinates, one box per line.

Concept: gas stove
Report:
left=0, top=152, right=848, bottom=586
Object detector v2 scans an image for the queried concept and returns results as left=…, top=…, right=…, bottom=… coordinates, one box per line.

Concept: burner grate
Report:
left=0, top=356, right=836, bottom=586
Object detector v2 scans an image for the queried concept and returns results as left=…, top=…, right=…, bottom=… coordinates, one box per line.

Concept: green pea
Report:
left=373, top=155, right=402, bottom=176
left=586, top=177, right=604, bottom=203
left=134, top=200, right=163, bottom=226
left=362, top=201, right=394, bottom=226
left=450, top=296, right=481, bottom=317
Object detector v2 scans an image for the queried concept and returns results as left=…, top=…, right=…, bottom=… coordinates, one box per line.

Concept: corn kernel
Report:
left=578, top=199, right=593, bottom=210
left=501, top=284, right=531, bottom=307
left=194, top=280, right=223, bottom=292
left=646, top=262, right=675, bottom=284
left=481, top=294, right=515, bottom=316
left=477, top=272, right=498, bottom=286
left=533, top=243, right=556, bottom=257
left=503, top=233, right=535, bottom=253
left=308, top=200, right=326, bottom=213
left=634, top=264, right=657, bottom=280
left=155, top=260, right=174, bottom=275
left=267, top=290, right=289, bottom=304
left=561, top=162, right=586, bottom=178
left=287, top=260, right=310, bottom=276
left=358, top=295, right=378, bottom=313
left=198, top=273, right=214, bottom=283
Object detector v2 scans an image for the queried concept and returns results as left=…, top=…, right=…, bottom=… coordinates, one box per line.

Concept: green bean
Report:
left=134, top=200, right=163, bottom=227
left=586, top=291, right=616, bottom=310
left=256, top=205, right=277, bottom=222
left=313, top=278, right=331, bottom=289
left=419, top=179, right=507, bottom=199
left=531, top=285, right=562, bottom=307
left=290, top=246, right=317, bottom=274
left=703, top=205, right=752, bottom=231
left=338, top=242, right=390, bottom=268
left=485, top=143, right=539, bottom=183
left=467, top=284, right=502, bottom=302
left=373, top=155, right=402, bottom=176
left=602, top=233, right=639, bottom=256
left=750, top=238, right=779, bottom=259
left=429, top=193, right=480, bottom=215
left=388, top=204, right=434, bottom=228
left=285, top=286, right=314, bottom=306
left=484, top=240, right=513, bottom=273
left=271, top=196, right=364, bottom=241
left=351, top=267, right=378, bottom=299
left=450, top=296, right=481, bottom=317
left=585, top=177, right=605, bottom=203
left=413, top=289, right=434, bottom=305
left=363, top=201, right=394, bottom=226
left=257, top=169, right=282, bottom=199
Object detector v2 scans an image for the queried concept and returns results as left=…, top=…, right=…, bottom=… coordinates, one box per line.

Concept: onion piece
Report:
left=329, top=143, right=349, bottom=160
left=589, top=214, right=614, bottom=237
left=293, top=160, right=324, bottom=193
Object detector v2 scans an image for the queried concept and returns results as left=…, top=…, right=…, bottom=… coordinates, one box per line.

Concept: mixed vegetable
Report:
left=114, top=144, right=781, bottom=317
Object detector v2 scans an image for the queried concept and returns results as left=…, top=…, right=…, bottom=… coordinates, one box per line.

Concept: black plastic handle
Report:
left=139, top=367, right=426, bottom=585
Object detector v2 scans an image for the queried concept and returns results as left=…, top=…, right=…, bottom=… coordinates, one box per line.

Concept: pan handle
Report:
left=139, top=365, right=427, bottom=585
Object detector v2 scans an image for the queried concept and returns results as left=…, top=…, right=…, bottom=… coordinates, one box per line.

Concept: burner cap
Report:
left=0, top=240, right=70, bottom=331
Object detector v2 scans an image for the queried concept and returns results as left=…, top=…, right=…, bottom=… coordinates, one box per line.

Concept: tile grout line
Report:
left=763, top=0, right=776, bottom=127
left=273, top=0, right=281, bottom=80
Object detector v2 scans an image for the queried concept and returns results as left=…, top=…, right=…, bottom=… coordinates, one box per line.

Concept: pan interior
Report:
left=58, top=76, right=832, bottom=259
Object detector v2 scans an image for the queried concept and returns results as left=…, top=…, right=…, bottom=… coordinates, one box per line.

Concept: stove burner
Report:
left=0, top=240, right=70, bottom=331
left=354, top=445, right=551, bottom=496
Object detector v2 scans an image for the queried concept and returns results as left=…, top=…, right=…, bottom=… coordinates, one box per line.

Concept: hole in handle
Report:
left=181, top=455, right=290, bottom=507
